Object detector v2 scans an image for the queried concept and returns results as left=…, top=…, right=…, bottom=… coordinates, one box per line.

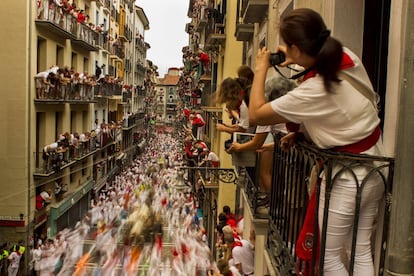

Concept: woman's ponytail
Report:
left=315, top=36, right=343, bottom=93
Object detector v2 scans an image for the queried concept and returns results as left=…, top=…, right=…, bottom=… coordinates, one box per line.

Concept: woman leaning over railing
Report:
left=249, top=8, right=389, bottom=276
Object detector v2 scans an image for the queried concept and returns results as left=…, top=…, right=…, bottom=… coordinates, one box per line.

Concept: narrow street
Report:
left=33, top=130, right=213, bottom=275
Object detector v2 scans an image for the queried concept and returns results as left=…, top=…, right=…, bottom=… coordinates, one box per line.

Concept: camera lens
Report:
left=269, top=52, right=286, bottom=66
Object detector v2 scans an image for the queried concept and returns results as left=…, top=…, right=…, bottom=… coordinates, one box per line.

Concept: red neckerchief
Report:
left=236, top=90, right=245, bottom=114
left=302, top=51, right=355, bottom=81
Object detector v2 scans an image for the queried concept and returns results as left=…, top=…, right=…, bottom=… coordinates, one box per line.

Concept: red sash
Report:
left=333, top=125, right=381, bottom=154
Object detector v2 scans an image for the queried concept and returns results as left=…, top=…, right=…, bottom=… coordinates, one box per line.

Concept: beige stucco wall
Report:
left=216, top=0, right=243, bottom=219
left=0, top=0, right=30, bottom=226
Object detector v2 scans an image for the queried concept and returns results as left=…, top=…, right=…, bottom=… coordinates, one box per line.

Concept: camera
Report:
left=224, top=139, right=233, bottom=150
left=269, top=51, right=286, bottom=66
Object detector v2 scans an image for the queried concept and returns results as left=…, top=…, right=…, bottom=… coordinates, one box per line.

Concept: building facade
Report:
left=0, top=2, right=154, bottom=273
left=154, top=68, right=181, bottom=126
left=186, top=0, right=414, bottom=275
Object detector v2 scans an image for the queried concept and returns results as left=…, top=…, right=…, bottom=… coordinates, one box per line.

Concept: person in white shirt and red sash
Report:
left=249, top=8, right=384, bottom=276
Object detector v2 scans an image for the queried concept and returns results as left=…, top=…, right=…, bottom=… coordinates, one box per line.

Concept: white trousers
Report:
left=319, top=165, right=385, bottom=276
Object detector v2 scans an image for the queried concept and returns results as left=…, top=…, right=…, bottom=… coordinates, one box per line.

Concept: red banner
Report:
left=0, top=220, right=25, bottom=227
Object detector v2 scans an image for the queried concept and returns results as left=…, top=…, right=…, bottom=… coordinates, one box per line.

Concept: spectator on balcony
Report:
left=95, top=61, right=102, bottom=78
left=77, top=9, right=86, bottom=23
left=95, top=23, right=104, bottom=33
left=35, top=71, right=55, bottom=99
left=216, top=77, right=257, bottom=180
left=42, top=141, right=65, bottom=172
left=45, top=67, right=60, bottom=100
left=69, top=132, right=79, bottom=158
left=78, top=132, right=90, bottom=154
left=199, top=148, right=219, bottom=168
left=54, top=0, right=63, bottom=7
left=197, top=49, right=210, bottom=76
left=190, top=111, right=205, bottom=140
left=249, top=8, right=384, bottom=276
left=37, top=0, right=45, bottom=19
left=35, top=190, right=52, bottom=210
left=192, top=139, right=208, bottom=163
left=91, top=128, right=101, bottom=148
left=237, top=65, right=254, bottom=87
left=72, top=72, right=81, bottom=100
left=216, top=78, right=253, bottom=135
left=57, top=67, right=71, bottom=99
left=62, top=0, right=76, bottom=16
left=84, top=14, right=90, bottom=25
left=53, top=0, right=64, bottom=24
left=79, top=71, right=90, bottom=99
left=226, top=73, right=295, bottom=216
left=94, top=118, right=99, bottom=130
left=61, top=0, right=70, bottom=14
left=86, top=75, right=97, bottom=100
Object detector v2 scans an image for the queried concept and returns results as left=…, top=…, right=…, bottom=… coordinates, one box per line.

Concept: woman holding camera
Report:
left=249, top=8, right=384, bottom=276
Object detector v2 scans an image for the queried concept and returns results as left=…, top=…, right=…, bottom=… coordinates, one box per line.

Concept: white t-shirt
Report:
left=270, top=48, right=379, bottom=149
left=207, top=152, right=219, bottom=167
left=238, top=101, right=250, bottom=131
left=35, top=71, right=49, bottom=79
left=255, top=125, right=271, bottom=134
left=79, top=133, right=87, bottom=142
left=44, top=142, right=59, bottom=153
left=8, top=252, right=21, bottom=268
left=47, top=66, right=59, bottom=75
left=232, top=239, right=254, bottom=275
left=40, top=191, right=51, bottom=201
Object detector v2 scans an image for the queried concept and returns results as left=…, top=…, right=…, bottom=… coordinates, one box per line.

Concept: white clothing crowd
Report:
left=30, top=131, right=216, bottom=275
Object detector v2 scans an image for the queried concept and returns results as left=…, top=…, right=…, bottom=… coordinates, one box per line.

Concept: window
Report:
left=82, top=111, right=88, bottom=132
left=36, top=112, right=46, bottom=169
left=37, top=38, right=46, bottom=72
left=72, top=52, right=78, bottom=70
left=83, top=57, right=89, bottom=73
left=57, top=45, right=64, bottom=66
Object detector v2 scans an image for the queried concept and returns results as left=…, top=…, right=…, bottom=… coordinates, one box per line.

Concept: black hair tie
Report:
left=319, top=29, right=331, bottom=42
left=314, top=29, right=331, bottom=53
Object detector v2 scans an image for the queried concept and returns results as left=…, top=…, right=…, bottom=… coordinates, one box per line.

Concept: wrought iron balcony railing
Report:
left=265, top=132, right=394, bottom=275
left=36, top=1, right=99, bottom=51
